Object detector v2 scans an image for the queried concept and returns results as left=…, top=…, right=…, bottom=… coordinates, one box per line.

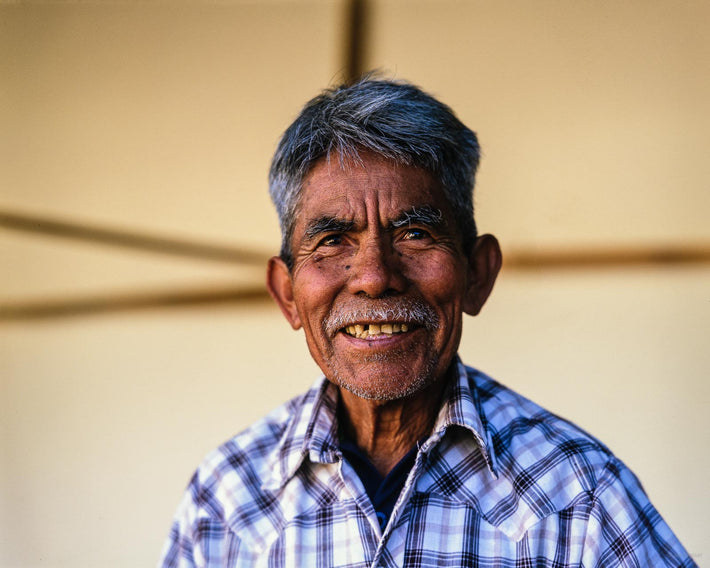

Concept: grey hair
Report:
left=268, top=77, right=480, bottom=267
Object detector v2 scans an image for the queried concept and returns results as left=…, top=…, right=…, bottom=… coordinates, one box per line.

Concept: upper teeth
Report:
left=345, top=323, right=409, bottom=339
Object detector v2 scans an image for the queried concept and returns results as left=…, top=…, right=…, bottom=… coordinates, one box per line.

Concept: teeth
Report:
left=344, top=323, right=412, bottom=338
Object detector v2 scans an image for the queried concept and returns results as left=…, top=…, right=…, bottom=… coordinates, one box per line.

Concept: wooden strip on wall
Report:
left=0, top=209, right=270, bottom=266
left=504, top=245, right=710, bottom=270
left=0, top=285, right=271, bottom=321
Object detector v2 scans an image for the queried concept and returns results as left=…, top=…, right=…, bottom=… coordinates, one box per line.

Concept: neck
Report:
left=337, top=367, right=452, bottom=477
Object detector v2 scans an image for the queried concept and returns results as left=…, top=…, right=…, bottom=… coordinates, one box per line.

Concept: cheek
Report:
left=293, top=267, right=343, bottom=327
left=405, top=256, right=466, bottom=300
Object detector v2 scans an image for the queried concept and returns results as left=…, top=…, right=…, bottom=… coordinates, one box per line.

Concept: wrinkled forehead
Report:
left=297, top=153, right=450, bottom=226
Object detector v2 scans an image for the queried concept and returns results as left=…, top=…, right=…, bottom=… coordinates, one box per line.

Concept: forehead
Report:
left=298, top=154, right=447, bottom=222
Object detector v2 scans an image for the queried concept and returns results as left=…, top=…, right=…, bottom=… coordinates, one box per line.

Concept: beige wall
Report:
left=1, top=2, right=708, bottom=566
left=369, top=0, right=710, bottom=250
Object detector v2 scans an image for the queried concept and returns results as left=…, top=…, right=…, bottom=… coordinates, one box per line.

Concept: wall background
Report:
left=1, top=2, right=708, bottom=566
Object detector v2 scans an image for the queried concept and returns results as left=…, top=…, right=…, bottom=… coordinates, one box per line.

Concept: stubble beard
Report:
left=329, top=345, right=440, bottom=401
left=322, top=299, right=442, bottom=401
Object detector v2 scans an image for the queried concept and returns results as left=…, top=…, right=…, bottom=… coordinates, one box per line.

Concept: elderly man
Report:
left=160, top=79, right=695, bottom=567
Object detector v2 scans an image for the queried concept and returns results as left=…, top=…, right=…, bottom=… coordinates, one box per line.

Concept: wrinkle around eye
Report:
left=297, top=235, right=353, bottom=265
left=395, top=230, right=462, bottom=257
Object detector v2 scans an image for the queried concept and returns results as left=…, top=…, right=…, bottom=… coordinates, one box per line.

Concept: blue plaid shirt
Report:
left=159, top=359, right=696, bottom=567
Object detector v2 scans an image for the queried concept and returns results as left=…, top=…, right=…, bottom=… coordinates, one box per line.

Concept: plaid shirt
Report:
left=159, top=359, right=696, bottom=567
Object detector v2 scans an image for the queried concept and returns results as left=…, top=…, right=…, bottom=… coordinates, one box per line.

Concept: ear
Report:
left=463, top=234, right=502, bottom=316
left=266, top=256, right=302, bottom=330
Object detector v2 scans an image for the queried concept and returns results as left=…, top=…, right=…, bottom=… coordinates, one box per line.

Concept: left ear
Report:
left=266, top=256, right=303, bottom=330
left=463, top=234, right=502, bottom=316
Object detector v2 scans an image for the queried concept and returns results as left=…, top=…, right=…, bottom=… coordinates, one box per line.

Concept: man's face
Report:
left=269, top=153, right=489, bottom=401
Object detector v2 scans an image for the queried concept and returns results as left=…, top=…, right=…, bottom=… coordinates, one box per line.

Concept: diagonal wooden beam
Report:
left=0, top=285, right=271, bottom=321
left=0, top=209, right=270, bottom=266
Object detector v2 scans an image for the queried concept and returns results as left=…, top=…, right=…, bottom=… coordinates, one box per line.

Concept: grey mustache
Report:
left=323, top=300, right=439, bottom=336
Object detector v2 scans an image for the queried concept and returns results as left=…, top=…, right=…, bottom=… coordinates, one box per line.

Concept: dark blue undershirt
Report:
left=340, top=438, right=418, bottom=531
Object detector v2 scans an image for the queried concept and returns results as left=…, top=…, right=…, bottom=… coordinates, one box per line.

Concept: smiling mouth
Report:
left=342, top=323, right=410, bottom=339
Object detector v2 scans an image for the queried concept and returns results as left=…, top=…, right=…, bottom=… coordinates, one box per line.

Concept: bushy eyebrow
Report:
left=302, top=206, right=443, bottom=242
left=389, top=206, right=444, bottom=229
left=303, top=216, right=354, bottom=241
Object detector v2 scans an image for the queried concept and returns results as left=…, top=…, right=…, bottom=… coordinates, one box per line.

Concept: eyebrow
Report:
left=302, top=206, right=445, bottom=241
left=389, top=206, right=444, bottom=229
left=303, top=216, right=354, bottom=241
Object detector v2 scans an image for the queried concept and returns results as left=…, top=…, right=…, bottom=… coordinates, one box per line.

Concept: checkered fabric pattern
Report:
left=159, top=359, right=696, bottom=567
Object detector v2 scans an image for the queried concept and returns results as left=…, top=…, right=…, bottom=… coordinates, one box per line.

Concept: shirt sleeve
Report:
left=157, top=474, right=202, bottom=568
left=158, top=519, right=196, bottom=568
left=157, top=473, right=239, bottom=568
left=581, top=457, right=697, bottom=568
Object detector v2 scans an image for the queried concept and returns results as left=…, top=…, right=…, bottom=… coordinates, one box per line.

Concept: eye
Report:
left=318, top=234, right=343, bottom=247
left=402, top=228, right=431, bottom=240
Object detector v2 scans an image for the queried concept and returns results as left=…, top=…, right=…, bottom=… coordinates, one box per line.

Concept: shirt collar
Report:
left=423, top=357, right=499, bottom=478
left=263, top=355, right=498, bottom=491
left=262, top=377, right=341, bottom=491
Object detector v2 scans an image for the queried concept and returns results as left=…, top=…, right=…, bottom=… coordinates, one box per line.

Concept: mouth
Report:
left=341, top=322, right=411, bottom=339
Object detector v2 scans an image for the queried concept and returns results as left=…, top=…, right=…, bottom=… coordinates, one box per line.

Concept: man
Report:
left=159, top=78, right=695, bottom=567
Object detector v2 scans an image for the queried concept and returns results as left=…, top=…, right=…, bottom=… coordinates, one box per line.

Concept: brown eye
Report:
left=318, top=234, right=343, bottom=247
left=403, top=228, right=430, bottom=240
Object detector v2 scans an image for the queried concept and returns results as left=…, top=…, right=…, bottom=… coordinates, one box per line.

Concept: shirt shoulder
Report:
left=190, top=389, right=306, bottom=519
left=438, top=361, right=616, bottom=473
left=163, top=377, right=342, bottom=563
left=470, top=366, right=615, bottom=483
left=418, top=366, right=619, bottom=541
left=159, top=395, right=304, bottom=567
left=177, top=391, right=307, bottom=537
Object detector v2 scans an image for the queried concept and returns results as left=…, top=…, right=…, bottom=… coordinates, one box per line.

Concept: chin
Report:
left=330, top=356, right=440, bottom=401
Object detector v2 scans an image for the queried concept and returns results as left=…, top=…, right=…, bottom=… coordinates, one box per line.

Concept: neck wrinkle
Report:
left=337, top=366, right=452, bottom=477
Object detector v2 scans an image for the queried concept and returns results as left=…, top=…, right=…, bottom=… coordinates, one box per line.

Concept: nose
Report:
left=346, top=235, right=407, bottom=298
